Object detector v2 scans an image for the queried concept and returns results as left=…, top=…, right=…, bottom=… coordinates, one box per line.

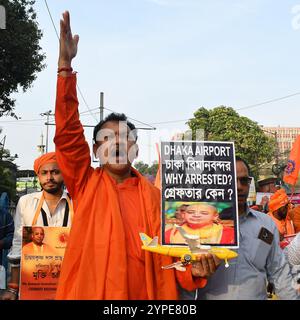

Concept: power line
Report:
left=0, top=109, right=99, bottom=123
left=0, top=124, right=43, bottom=127
left=76, top=85, right=98, bottom=122
left=79, top=107, right=99, bottom=115
left=150, top=90, right=300, bottom=126
left=43, top=0, right=98, bottom=122
left=0, top=118, right=44, bottom=123
left=150, top=119, right=191, bottom=125
left=46, top=107, right=157, bottom=130
left=236, top=91, right=300, bottom=111
left=104, top=107, right=156, bottom=130
left=79, top=112, right=99, bottom=118
left=44, top=0, right=59, bottom=39
left=45, top=122, right=155, bottom=130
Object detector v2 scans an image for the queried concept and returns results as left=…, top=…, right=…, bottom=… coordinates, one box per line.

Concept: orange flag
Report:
left=283, top=135, right=300, bottom=186
left=154, top=143, right=161, bottom=190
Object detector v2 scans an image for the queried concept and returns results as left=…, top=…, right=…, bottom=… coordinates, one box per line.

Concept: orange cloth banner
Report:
left=283, top=135, right=300, bottom=186
left=20, top=226, right=69, bottom=300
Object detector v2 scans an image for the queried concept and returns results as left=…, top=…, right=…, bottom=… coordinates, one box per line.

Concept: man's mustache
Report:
left=42, top=181, right=58, bottom=186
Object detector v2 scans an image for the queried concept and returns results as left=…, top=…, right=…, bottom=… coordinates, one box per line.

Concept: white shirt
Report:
left=8, top=191, right=71, bottom=261
left=284, top=233, right=300, bottom=293
left=285, top=233, right=300, bottom=266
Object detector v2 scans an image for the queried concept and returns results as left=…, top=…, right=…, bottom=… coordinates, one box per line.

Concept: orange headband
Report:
left=269, top=189, right=289, bottom=212
left=34, top=152, right=57, bottom=174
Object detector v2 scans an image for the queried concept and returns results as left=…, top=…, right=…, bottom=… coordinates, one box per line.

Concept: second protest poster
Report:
left=161, top=141, right=239, bottom=248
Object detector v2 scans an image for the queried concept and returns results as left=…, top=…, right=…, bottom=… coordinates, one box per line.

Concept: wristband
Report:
left=57, top=67, right=73, bottom=73
left=8, top=282, right=19, bottom=290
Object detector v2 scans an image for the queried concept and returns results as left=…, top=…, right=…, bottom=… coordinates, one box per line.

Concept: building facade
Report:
left=263, top=126, right=300, bottom=156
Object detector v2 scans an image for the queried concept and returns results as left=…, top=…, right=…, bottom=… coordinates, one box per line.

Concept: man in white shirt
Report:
left=284, top=233, right=300, bottom=294
left=1, top=152, right=72, bottom=300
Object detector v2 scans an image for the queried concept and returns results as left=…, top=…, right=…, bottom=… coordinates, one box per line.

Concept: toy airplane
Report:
left=140, top=225, right=238, bottom=271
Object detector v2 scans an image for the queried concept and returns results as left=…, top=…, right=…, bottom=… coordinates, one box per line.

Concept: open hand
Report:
left=58, top=11, right=79, bottom=68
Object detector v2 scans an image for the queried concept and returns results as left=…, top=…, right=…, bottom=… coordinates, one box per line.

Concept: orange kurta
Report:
left=268, top=212, right=295, bottom=237
left=54, top=74, right=206, bottom=300
left=288, top=206, right=300, bottom=233
left=110, top=175, right=148, bottom=299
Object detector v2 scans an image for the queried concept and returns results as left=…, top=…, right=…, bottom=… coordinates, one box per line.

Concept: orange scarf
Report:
left=55, top=168, right=178, bottom=300
left=268, top=212, right=295, bottom=236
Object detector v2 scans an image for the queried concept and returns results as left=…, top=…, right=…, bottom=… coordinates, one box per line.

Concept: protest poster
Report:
left=161, top=141, right=239, bottom=248
left=247, top=177, right=256, bottom=204
left=256, top=192, right=273, bottom=205
left=19, top=226, right=69, bottom=300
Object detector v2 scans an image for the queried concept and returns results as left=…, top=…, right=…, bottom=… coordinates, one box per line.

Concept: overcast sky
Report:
left=2, top=0, right=300, bottom=169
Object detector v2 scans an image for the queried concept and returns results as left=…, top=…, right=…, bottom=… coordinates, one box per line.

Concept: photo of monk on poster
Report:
left=164, top=202, right=236, bottom=246
left=19, top=226, right=69, bottom=300
left=22, top=227, right=53, bottom=255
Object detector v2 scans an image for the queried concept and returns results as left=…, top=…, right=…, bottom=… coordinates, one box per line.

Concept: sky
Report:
left=2, top=0, right=300, bottom=169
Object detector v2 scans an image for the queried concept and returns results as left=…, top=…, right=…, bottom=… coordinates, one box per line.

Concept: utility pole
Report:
left=100, top=92, right=104, bottom=121
left=40, top=110, right=54, bottom=153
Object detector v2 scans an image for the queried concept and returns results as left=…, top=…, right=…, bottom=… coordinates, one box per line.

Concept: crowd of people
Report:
left=0, top=10, right=300, bottom=300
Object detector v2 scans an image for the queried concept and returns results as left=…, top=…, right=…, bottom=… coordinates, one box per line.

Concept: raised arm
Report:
left=54, top=11, right=92, bottom=199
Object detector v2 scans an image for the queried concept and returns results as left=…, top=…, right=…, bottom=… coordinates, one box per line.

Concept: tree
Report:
left=0, top=130, right=17, bottom=200
left=134, top=161, right=149, bottom=175
left=134, top=161, right=158, bottom=176
left=187, top=106, right=276, bottom=179
left=0, top=0, right=45, bottom=117
left=0, top=161, right=16, bottom=200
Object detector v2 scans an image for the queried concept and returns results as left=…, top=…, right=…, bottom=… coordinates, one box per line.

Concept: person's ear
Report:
left=214, top=214, right=220, bottom=224
left=93, top=143, right=98, bottom=158
left=135, top=144, right=139, bottom=159
left=128, top=143, right=139, bottom=163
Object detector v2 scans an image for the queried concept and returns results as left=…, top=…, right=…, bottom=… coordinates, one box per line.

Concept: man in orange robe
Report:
left=54, top=11, right=219, bottom=300
left=268, top=189, right=295, bottom=241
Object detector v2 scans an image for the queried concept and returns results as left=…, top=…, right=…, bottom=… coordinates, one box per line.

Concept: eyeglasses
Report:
left=237, top=177, right=252, bottom=186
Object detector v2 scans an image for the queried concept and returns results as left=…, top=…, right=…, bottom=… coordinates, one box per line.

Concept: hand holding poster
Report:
left=161, top=141, right=239, bottom=247
left=20, top=226, right=69, bottom=300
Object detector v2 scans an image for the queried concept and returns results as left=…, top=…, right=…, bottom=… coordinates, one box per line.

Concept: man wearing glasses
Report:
left=196, top=156, right=298, bottom=300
